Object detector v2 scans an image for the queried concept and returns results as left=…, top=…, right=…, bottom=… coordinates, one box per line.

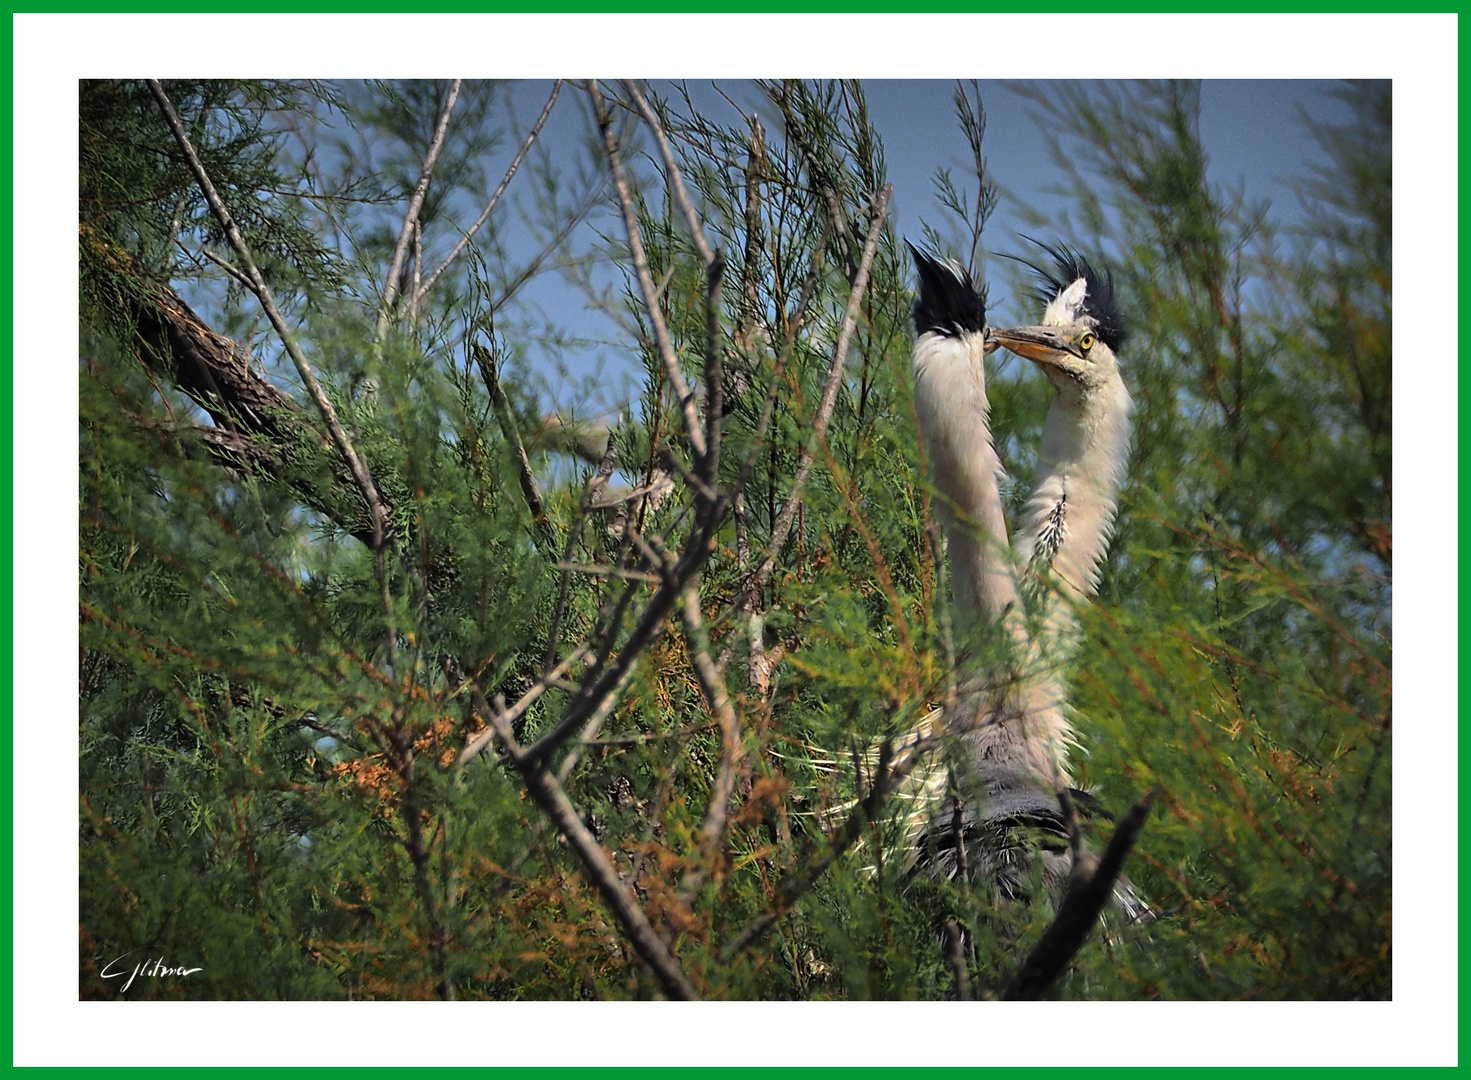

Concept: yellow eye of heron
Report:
left=1078, top=331, right=1096, bottom=352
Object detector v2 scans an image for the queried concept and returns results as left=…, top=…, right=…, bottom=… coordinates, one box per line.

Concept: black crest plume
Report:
left=1010, top=237, right=1128, bottom=352
left=907, top=241, right=986, bottom=340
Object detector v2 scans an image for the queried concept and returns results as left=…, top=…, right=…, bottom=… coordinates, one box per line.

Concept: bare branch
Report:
left=681, top=578, right=743, bottom=864
left=730, top=183, right=892, bottom=620
left=473, top=342, right=551, bottom=546
left=588, top=80, right=708, bottom=462
left=542, top=428, right=619, bottom=673
left=1002, top=790, right=1156, bottom=1001
left=114, top=288, right=386, bottom=552
left=581, top=722, right=717, bottom=748
left=555, top=659, right=641, bottom=783
left=555, top=562, right=664, bottom=584
left=457, top=644, right=592, bottom=764
left=943, top=919, right=971, bottom=1001
left=621, top=80, right=715, bottom=268
left=414, top=79, right=562, bottom=306
left=483, top=173, right=608, bottom=315
left=196, top=244, right=252, bottom=291
left=456, top=674, right=699, bottom=1000
left=582, top=426, right=623, bottom=511
left=521, top=592, right=674, bottom=764
left=620, top=81, right=727, bottom=482
left=376, top=78, right=462, bottom=338
left=700, top=253, right=727, bottom=485
left=619, top=523, right=673, bottom=579
left=727, top=115, right=767, bottom=410
left=1059, top=785, right=1085, bottom=864
left=746, top=613, right=786, bottom=701
left=407, top=218, right=422, bottom=327
left=521, top=474, right=728, bottom=769
left=587, top=470, right=675, bottom=511
left=655, top=445, right=719, bottom=507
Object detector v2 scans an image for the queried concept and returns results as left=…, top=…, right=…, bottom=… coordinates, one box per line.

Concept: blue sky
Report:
left=867, top=79, right=1352, bottom=236
left=487, top=78, right=1357, bottom=418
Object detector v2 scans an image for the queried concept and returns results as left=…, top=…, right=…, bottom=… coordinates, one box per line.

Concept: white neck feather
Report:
left=986, top=371, right=1132, bottom=790
left=909, top=329, right=1136, bottom=803
left=912, top=331, right=1019, bottom=637
left=1015, top=373, right=1133, bottom=605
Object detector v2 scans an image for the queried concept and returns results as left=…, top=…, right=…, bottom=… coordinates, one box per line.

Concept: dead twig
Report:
left=1002, top=790, right=1156, bottom=1001
left=473, top=341, right=552, bottom=550
left=407, top=219, right=422, bottom=327
left=457, top=645, right=592, bottom=764
left=554, top=562, right=663, bottom=584
left=376, top=78, right=462, bottom=337
left=581, top=721, right=717, bottom=748
left=414, top=79, right=562, bottom=306
left=542, top=429, right=619, bottom=673
left=622, top=80, right=715, bottom=270
left=196, top=244, right=252, bottom=291
left=589, top=80, right=707, bottom=462
left=555, top=659, right=642, bottom=783
left=943, top=919, right=971, bottom=1001
left=520, top=458, right=728, bottom=769
left=678, top=577, right=743, bottom=897
left=621, top=82, right=728, bottom=475
left=457, top=672, right=699, bottom=1001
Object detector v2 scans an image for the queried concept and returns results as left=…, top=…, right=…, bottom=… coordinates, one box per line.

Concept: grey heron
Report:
left=907, top=242, right=1020, bottom=640
left=994, top=240, right=1133, bottom=643
left=904, top=242, right=1143, bottom=921
left=904, top=244, right=1074, bottom=888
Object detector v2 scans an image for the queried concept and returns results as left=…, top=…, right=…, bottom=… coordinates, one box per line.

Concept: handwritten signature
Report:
left=99, top=951, right=203, bottom=994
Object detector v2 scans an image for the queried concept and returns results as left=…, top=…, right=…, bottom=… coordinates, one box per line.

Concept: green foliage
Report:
left=79, top=79, right=1389, bottom=1001
left=80, top=79, right=345, bottom=333
left=997, top=80, right=1390, bottom=999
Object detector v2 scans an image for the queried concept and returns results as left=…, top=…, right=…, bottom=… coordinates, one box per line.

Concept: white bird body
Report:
left=906, top=247, right=1078, bottom=815
left=912, top=329, right=1019, bottom=636
left=897, top=243, right=1143, bottom=914
left=996, top=246, right=1134, bottom=664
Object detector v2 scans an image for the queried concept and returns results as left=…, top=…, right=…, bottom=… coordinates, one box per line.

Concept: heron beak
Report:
left=983, top=332, right=999, bottom=355
left=990, top=326, right=1078, bottom=366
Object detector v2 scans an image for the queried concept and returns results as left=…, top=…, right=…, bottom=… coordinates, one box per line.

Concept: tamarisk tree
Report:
left=79, top=78, right=1389, bottom=1001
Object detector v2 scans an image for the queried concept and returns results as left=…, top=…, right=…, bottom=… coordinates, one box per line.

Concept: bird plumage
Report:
left=898, top=241, right=1146, bottom=930
left=997, top=241, right=1134, bottom=619
left=1017, top=237, right=1128, bottom=352
left=906, top=243, right=1021, bottom=640
left=904, top=246, right=1074, bottom=872
left=910, top=242, right=988, bottom=339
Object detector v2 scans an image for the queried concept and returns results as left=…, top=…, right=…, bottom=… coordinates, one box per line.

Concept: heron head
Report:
left=991, top=321, right=1119, bottom=395
left=994, top=239, right=1128, bottom=397
left=907, top=241, right=999, bottom=354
